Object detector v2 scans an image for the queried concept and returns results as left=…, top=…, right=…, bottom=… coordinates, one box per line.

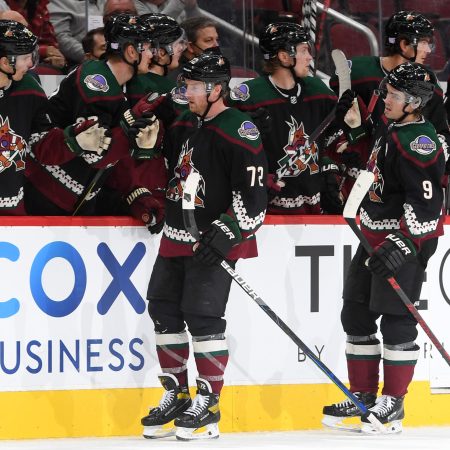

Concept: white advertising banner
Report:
left=0, top=220, right=449, bottom=392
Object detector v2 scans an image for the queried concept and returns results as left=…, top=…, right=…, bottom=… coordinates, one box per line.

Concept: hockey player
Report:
left=0, top=19, right=107, bottom=214
left=141, top=53, right=267, bottom=440
left=322, top=63, right=445, bottom=434
left=329, top=11, right=450, bottom=179
left=24, top=14, right=166, bottom=230
left=228, top=22, right=353, bottom=214
left=127, top=13, right=187, bottom=107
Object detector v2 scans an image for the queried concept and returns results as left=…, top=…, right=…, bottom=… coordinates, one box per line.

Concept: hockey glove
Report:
left=320, top=162, right=344, bottom=214
left=366, top=232, right=417, bottom=278
left=336, top=91, right=367, bottom=144
left=127, top=188, right=165, bottom=234
left=64, top=117, right=112, bottom=156
left=193, top=216, right=242, bottom=266
left=121, top=110, right=162, bottom=160
left=131, top=91, right=177, bottom=127
left=248, top=107, right=272, bottom=137
left=266, top=173, right=285, bottom=201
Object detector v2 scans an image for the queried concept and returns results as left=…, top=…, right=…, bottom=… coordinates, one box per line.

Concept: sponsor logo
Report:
left=84, top=74, right=109, bottom=92
left=410, top=135, right=436, bottom=155
left=238, top=120, right=259, bottom=140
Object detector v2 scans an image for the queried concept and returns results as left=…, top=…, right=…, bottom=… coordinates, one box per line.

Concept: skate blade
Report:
left=143, top=425, right=175, bottom=439
left=321, top=415, right=361, bottom=433
left=361, top=420, right=402, bottom=435
left=175, top=423, right=219, bottom=441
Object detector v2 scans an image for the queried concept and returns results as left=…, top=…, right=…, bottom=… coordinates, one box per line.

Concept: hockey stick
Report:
left=72, top=168, right=106, bottom=216
left=344, top=170, right=450, bottom=368
left=182, top=171, right=384, bottom=431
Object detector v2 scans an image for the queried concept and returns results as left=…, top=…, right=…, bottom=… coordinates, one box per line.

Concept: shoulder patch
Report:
left=230, top=83, right=250, bottom=101
left=84, top=74, right=109, bottom=92
left=410, top=135, right=436, bottom=156
left=238, top=120, right=260, bottom=140
left=171, top=86, right=188, bottom=105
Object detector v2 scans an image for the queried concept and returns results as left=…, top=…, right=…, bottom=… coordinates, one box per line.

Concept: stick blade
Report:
left=343, top=170, right=374, bottom=218
left=331, top=49, right=351, bottom=97
left=182, top=172, right=200, bottom=210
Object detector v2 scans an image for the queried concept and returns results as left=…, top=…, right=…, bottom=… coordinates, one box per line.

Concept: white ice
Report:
left=0, top=428, right=449, bottom=450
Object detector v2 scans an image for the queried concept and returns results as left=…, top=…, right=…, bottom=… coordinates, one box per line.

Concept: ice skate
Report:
left=174, top=378, right=220, bottom=441
left=141, top=373, right=191, bottom=439
left=361, top=394, right=404, bottom=434
left=322, top=392, right=376, bottom=432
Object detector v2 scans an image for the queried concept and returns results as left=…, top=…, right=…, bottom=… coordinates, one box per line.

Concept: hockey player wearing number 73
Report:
left=139, top=52, right=267, bottom=441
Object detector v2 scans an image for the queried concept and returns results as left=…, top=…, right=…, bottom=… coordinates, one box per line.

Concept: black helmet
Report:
left=182, top=52, right=230, bottom=89
left=104, top=14, right=153, bottom=55
left=383, top=62, right=434, bottom=107
left=385, top=11, right=434, bottom=52
left=141, top=13, right=183, bottom=55
left=0, top=20, right=37, bottom=56
left=259, top=22, right=309, bottom=60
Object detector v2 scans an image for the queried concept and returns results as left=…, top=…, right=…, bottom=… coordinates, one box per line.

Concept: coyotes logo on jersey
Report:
left=166, top=140, right=205, bottom=207
left=277, top=116, right=319, bottom=177
left=0, top=116, right=26, bottom=174
left=366, top=137, right=384, bottom=203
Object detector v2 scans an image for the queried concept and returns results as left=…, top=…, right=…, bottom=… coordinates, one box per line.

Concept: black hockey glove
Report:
left=320, top=162, right=343, bottom=214
left=193, top=217, right=242, bottom=266
left=121, top=110, right=162, bottom=160
left=335, top=89, right=356, bottom=124
left=248, top=107, right=272, bottom=137
left=366, top=232, right=417, bottom=278
left=127, top=188, right=165, bottom=234
left=64, top=117, right=112, bottom=156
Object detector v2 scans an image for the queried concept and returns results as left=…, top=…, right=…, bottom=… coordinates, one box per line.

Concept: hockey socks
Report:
left=192, top=336, right=229, bottom=395
left=155, top=331, right=189, bottom=387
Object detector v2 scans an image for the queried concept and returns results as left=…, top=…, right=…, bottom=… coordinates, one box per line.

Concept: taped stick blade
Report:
left=343, top=170, right=374, bottom=218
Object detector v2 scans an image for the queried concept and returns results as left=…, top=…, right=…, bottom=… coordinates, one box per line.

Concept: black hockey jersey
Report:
left=26, top=59, right=166, bottom=213
left=229, top=75, right=338, bottom=214
left=361, top=117, right=445, bottom=249
left=160, top=107, right=267, bottom=260
left=0, top=74, right=51, bottom=214
left=329, top=56, right=450, bottom=153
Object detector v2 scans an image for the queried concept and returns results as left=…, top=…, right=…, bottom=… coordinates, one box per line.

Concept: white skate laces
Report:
left=370, top=395, right=395, bottom=416
left=183, top=393, right=209, bottom=417
left=156, top=389, right=176, bottom=411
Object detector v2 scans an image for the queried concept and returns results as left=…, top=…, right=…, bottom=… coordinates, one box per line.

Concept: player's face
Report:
left=383, top=83, right=409, bottom=119
left=184, top=79, right=208, bottom=114
left=137, top=42, right=153, bottom=74
left=293, top=43, right=313, bottom=78
left=404, top=37, right=433, bottom=64
left=168, top=36, right=187, bottom=69
left=12, top=53, right=34, bottom=81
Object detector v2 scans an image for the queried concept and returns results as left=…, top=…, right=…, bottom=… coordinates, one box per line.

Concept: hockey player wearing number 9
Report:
left=323, top=63, right=445, bottom=434
left=141, top=53, right=267, bottom=440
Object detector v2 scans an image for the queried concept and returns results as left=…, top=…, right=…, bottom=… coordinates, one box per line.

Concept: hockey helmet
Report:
left=104, top=14, right=153, bottom=55
left=381, top=62, right=434, bottom=107
left=0, top=20, right=37, bottom=57
left=141, top=13, right=185, bottom=55
left=385, top=11, right=434, bottom=52
left=259, top=22, right=309, bottom=60
left=181, top=52, right=230, bottom=92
